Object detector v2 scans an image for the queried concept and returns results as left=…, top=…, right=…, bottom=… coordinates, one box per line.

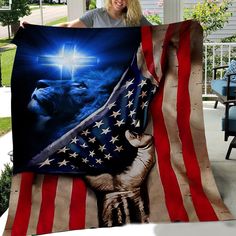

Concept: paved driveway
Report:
left=0, top=5, right=67, bottom=39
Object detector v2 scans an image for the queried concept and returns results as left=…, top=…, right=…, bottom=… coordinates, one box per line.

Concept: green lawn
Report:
left=46, top=16, right=68, bottom=26
left=0, top=38, right=12, bottom=47
left=0, top=117, right=11, bottom=137
left=1, top=48, right=16, bottom=87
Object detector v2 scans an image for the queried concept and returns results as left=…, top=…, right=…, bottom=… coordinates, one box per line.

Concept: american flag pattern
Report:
left=4, top=21, right=234, bottom=236
left=28, top=56, right=157, bottom=176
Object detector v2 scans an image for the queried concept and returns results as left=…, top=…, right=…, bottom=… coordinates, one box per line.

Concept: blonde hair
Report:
left=105, top=0, right=143, bottom=26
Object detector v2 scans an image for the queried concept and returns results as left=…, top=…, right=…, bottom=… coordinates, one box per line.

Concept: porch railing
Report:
left=203, top=42, right=236, bottom=97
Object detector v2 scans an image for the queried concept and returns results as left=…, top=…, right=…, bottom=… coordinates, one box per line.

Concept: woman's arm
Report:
left=56, top=18, right=87, bottom=28
left=58, top=8, right=96, bottom=28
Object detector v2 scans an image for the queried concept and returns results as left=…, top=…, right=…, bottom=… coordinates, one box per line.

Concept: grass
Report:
left=0, top=38, right=12, bottom=47
left=45, top=16, right=67, bottom=26
left=30, top=3, right=66, bottom=11
left=0, top=48, right=16, bottom=87
left=0, top=117, right=11, bottom=137
left=30, top=6, right=40, bottom=10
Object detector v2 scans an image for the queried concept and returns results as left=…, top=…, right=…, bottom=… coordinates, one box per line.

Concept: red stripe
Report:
left=160, top=24, right=177, bottom=78
left=151, top=80, right=189, bottom=222
left=69, top=178, right=87, bottom=230
left=141, top=26, right=159, bottom=82
left=36, top=175, right=58, bottom=234
left=11, top=172, right=34, bottom=236
left=147, top=23, right=189, bottom=222
left=176, top=21, right=218, bottom=221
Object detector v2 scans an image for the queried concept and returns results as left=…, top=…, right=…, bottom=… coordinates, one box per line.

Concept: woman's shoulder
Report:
left=87, top=7, right=107, bottom=16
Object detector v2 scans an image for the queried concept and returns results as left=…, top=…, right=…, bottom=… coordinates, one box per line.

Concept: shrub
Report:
left=0, top=163, right=13, bottom=217
left=89, top=0, right=96, bottom=10
left=143, top=10, right=162, bottom=25
left=184, top=0, right=233, bottom=40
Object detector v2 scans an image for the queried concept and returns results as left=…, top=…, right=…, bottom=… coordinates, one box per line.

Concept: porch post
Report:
left=67, top=0, right=86, bottom=21
left=163, top=0, right=183, bottom=24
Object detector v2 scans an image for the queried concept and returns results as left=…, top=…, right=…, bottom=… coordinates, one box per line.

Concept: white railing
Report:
left=203, top=42, right=236, bottom=97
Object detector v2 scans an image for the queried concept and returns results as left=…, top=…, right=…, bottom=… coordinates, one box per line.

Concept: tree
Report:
left=0, top=0, right=31, bottom=38
left=0, top=0, right=10, bottom=8
left=184, top=0, right=233, bottom=40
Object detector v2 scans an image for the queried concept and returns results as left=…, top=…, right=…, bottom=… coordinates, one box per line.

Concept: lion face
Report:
left=27, top=69, right=122, bottom=140
left=28, top=80, right=95, bottom=119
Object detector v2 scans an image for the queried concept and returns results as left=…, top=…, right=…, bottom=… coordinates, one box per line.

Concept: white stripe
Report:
left=85, top=187, right=98, bottom=228
left=26, top=174, right=44, bottom=235
left=4, top=174, right=22, bottom=233
left=52, top=176, right=73, bottom=232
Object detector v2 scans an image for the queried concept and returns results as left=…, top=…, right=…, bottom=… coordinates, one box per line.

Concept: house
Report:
left=140, top=0, right=236, bottom=42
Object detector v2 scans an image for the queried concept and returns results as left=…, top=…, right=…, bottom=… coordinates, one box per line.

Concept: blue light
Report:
left=38, top=43, right=98, bottom=80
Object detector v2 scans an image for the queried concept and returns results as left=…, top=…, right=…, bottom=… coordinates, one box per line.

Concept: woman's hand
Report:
left=20, top=21, right=30, bottom=28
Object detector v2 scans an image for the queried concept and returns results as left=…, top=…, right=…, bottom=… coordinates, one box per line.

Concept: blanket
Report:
left=3, top=20, right=234, bottom=236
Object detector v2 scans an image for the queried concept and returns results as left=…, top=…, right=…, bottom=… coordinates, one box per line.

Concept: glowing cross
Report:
left=38, top=43, right=98, bottom=80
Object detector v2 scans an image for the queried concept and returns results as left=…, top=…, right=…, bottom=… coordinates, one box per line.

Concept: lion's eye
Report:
left=37, top=80, right=50, bottom=89
left=74, top=82, right=87, bottom=89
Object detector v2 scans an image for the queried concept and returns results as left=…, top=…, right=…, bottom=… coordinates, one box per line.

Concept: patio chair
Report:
left=210, top=66, right=236, bottom=109
left=222, top=98, right=236, bottom=160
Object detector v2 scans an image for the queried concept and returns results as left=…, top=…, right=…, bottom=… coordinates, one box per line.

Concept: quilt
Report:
left=3, top=20, right=234, bottom=236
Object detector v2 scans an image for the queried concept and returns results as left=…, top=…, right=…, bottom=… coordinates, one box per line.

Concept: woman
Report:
left=59, top=0, right=151, bottom=28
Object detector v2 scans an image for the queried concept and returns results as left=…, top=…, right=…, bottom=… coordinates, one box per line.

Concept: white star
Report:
left=39, top=158, right=54, bottom=168
left=115, top=119, right=125, bottom=127
left=69, top=152, right=79, bottom=158
left=110, top=136, right=119, bottom=144
left=110, top=110, right=121, bottom=118
left=96, top=159, right=103, bottom=164
left=126, top=99, right=133, bottom=108
left=57, top=146, right=69, bottom=153
left=114, top=146, right=124, bottom=152
left=58, top=159, right=69, bottom=167
left=124, top=78, right=134, bottom=89
left=88, top=137, right=96, bottom=143
left=108, top=102, right=116, bottom=110
left=139, top=90, right=147, bottom=98
left=80, top=143, right=88, bottom=148
left=99, top=145, right=106, bottom=152
left=81, top=129, right=90, bottom=136
left=101, top=128, right=111, bottom=135
left=125, top=89, right=134, bottom=98
left=104, top=153, right=112, bottom=160
left=152, top=87, right=157, bottom=94
left=93, top=120, right=104, bottom=128
left=89, top=150, right=95, bottom=157
left=138, top=80, right=147, bottom=88
left=129, top=109, right=136, bottom=117
left=132, top=119, right=137, bottom=126
left=135, top=120, right=141, bottom=127
left=70, top=137, right=79, bottom=144
left=141, top=101, right=148, bottom=109
left=82, top=158, right=89, bottom=163
left=71, top=165, right=76, bottom=169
